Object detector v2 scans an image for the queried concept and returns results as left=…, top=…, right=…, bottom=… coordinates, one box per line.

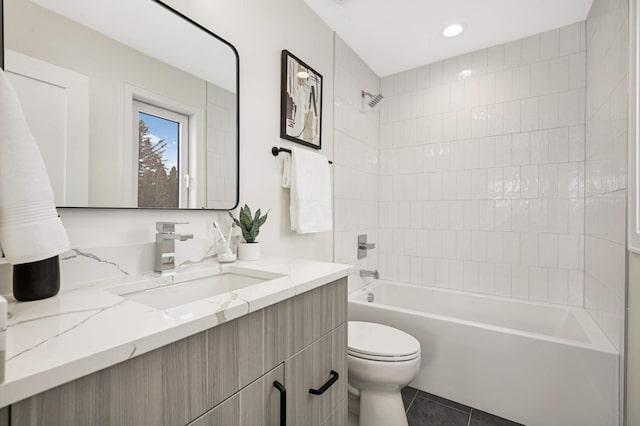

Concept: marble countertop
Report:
left=0, top=257, right=350, bottom=408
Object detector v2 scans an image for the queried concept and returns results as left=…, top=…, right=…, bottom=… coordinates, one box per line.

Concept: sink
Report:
left=105, top=267, right=284, bottom=310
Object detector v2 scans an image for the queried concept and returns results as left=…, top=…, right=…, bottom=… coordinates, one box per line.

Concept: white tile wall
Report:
left=583, top=0, right=628, bottom=352
left=378, top=22, right=587, bottom=306
left=334, top=35, right=380, bottom=292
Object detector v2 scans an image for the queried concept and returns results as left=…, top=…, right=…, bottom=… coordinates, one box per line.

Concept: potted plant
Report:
left=228, top=205, right=269, bottom=261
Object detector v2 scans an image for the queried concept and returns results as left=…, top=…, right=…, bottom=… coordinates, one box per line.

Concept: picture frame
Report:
left=280, top=49, right=323, bottom=150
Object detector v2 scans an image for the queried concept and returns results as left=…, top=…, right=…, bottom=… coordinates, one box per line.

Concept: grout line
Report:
left=468, top=408, right=473, bottom=426
left=405, top=389, right=419, bottom=413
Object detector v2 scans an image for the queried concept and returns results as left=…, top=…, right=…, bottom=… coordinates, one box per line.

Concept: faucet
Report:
left=155, top=222, right=194, bottom=273
left=359, top=269, right=379, bottom=279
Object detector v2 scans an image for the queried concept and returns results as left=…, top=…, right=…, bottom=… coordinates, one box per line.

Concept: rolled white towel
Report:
left=0, top=68, right=70, bottom=264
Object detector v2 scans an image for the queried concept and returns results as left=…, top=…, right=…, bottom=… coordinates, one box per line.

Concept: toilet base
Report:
left=355, top=388, right=408, bottom=426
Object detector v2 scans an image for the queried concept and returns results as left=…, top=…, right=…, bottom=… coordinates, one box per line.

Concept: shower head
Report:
left=361, top=90, right=384, bottom=108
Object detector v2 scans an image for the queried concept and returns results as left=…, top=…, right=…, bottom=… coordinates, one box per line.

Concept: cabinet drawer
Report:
left=188, top=364, right=285, bottom=426
left=285, top=323, right=347, bottom=426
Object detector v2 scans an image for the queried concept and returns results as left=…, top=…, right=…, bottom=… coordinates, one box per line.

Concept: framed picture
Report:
left=280, top=49, right=323, bottom=149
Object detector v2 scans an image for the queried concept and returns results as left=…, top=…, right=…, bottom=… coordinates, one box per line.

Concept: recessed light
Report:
left=443, top=24, right=464, bottom=38
left=296, top=71, right=310, bottom=79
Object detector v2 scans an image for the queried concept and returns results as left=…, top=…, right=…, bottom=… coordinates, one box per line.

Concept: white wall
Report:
left=333, top=35, right=380, bottom=292
left=584, top=0, right=628, bottom=352
left=0, top=0, right=336, bottom=294
left=377, top=23, right=587, bottom=305
left=628, top=253, right=640, bottom=425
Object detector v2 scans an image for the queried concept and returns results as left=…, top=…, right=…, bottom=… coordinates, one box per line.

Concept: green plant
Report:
left=228, top=205, right=269, bottom=243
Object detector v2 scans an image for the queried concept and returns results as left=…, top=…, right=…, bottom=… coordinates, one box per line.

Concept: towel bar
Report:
left=271, top=147, right=333, bottom=164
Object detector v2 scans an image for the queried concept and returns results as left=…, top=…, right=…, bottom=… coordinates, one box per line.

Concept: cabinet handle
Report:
left=273, top=380, right=286, bottom=426
left=308, top=370, right=339, bottom=395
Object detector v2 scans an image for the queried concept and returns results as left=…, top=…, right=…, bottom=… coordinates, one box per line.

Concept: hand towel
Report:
left=0, top=68, right=70, bottom=264
left=282, top=146, right=332, bottom=234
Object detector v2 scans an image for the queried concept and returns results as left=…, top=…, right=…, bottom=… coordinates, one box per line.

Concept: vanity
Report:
left=0, top=258, right=350, bottom=426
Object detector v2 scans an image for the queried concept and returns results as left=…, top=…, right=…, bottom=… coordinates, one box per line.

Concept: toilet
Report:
left=347, top=321, right=421, bottom=426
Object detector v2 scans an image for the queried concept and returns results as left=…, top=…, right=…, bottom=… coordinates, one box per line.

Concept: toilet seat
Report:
left=348, top=321, right=420, bottom=362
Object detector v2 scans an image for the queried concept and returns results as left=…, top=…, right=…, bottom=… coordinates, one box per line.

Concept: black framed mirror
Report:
left=2, top=0, right=239, bottom=210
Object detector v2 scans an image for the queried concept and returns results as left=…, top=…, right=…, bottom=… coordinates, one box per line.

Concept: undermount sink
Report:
left=105, top=267, right=285, bottom=310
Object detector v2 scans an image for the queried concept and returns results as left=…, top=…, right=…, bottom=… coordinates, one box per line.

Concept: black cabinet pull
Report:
left=273, top=380, right=286, bottom=426
left=309, top=370, right=339, bottom=395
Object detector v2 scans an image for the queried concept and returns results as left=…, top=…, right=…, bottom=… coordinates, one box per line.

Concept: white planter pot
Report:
left=237, top=242, right=260, bottom=261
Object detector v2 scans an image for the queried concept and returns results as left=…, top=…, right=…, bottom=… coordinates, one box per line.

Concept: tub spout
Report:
left=359, top=269, right=379, bottom=279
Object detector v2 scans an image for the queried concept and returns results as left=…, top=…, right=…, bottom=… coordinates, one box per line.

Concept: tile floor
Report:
left=402, top=387, right=525, bottom=426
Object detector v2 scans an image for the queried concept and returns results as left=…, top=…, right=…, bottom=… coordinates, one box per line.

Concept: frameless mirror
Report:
left=3, top=0, right=239, bottom=209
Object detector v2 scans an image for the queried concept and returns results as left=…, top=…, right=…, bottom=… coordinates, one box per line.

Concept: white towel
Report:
left=281, top=147, right=332, bottom=234
left=0, top=68, right=70, bottom=265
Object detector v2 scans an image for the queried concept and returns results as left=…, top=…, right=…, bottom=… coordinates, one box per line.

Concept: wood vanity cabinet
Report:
left=8, top=277, right=348, bottom=426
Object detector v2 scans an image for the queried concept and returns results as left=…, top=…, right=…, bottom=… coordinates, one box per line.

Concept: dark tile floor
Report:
left=402, top=387, right=525, bottom=426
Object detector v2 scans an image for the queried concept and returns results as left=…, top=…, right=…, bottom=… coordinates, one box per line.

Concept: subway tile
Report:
left=503, top=167, right=521, bottom=199
left=463, top=261, right=480, bottom=292
left=559, top=22, right=582, bottom=56
left=410, top=256, right=423, bottom=284
left=569, top=51, right=586, bottom=90
left=558, top=89, right=581, bottom=127
left=487, top=232, right=504, bottom=262
left=540, top=28, right=560, bottom=60
left=449, top=260, right=464, bottom=290
left=539, top=93, right=559, bottom=129
left=504, top=100, right=522, bottom=134
left=530, top=61, right=549, bottom=96
left=472, top=231, right=488, bottom=261
left=494, top=264, right=512, bottom=296
left=512, top=133, right=530, bottom=165
left=487, top=168, right=504, bottom=199
left=471, top=106, right=488, bottom=138
left=487, top=104, right=505, bottom=136
left=479, top=137, right=496, bottom=168
left=457, top=170, right=472, bottom=199
left=457, top=230, right=472, bottom=260
left=465, top=77, right=480, bottom=108
left=549, top=127, right=569, bottom=163
left=495, top=200, right=512, bottom=231
left=539, top=164, right=559, bottom=198
left=512, top=65, right=531, bottom=99
left=539, top=233, right=559, bottom=267
left=488, top=45, right=505, bottom=72
left=511, top=265, right=530, bottom=299
left=549, top=56, right=570, bottom=92
left=471, top=169, right=488, bottom=199
left=464, top=139, right=480, bottom=169
left=503, top=232, right=521, bottom=264
left=569, top=125, right=585, bottom=161
left=464, top=200, right=480, bottom=230
left=436, top=259, right=449, bottom=287
left=559, top=234, right=583, bottom=270
left=479, top=74, right=496, bottom=105
left=479, top=263, right=496, bottom=294
left=530, top=266, right=549, bottom=301
left=521, top=232, right=539, bottom=266
left=457, top=110, right=472, bottom=139
left=568, top=270, right=584, bottom=306
left=521, top=98, right=540, bottom=131
left=530, top=199, right=549, bottom=232
left=548, top=268, right=569, bottom=304
left=512, top=200, right=530, bottom=232
left=495, top=135, right=513, bottom=167
left=495, top=69, right=513, bottom=102
left=530, top=130, right=549, bottom=164
left=522, top=35, right=541, bottom=64
left=422, top=258, right=435, bottom=285
left=504, top=40, right=522, bottom=69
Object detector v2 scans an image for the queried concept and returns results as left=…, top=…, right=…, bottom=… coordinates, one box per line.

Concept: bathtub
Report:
left=349, top=281, right=619, bottom=426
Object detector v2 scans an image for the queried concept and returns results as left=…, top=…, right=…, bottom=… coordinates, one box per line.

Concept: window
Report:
left=133, top=101, right=188, bottom=208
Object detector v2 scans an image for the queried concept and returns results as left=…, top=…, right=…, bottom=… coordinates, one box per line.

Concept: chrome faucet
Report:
left=155, top=222, right=193, bottom=273
left=359, top=269, right=379, bottom=279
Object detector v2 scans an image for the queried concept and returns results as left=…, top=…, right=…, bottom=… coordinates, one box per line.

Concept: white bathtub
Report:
left=349, top=281, right=619, bottom=426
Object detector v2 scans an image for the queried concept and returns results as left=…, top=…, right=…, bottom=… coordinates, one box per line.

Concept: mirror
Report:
left=2, top=0, right=239, bottom=209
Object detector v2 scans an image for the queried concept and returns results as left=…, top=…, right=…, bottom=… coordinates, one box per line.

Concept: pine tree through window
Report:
left=134, top=102, right=189, bottom=208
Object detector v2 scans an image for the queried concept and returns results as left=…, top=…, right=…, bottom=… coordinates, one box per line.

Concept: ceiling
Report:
left=304, top=0, right=594, bottom=77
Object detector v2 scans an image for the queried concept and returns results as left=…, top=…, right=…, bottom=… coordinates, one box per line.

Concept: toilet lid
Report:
left=348, top=321, right=420, bottom=360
